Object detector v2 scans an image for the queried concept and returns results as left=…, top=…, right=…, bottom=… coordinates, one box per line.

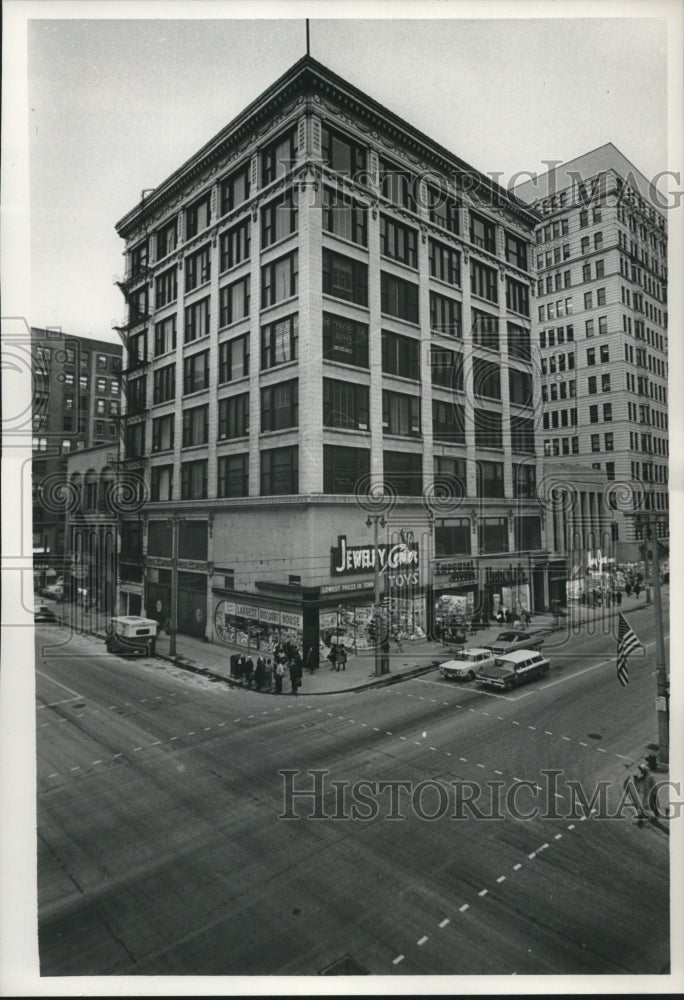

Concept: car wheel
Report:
left=466, top=670, right=475, bottom=681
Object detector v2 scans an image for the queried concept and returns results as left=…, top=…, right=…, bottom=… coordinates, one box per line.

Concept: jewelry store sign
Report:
left=330, top=535, right=419, bottom=578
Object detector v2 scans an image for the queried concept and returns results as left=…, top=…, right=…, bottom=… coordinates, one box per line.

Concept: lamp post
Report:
left=168, top=516, right=179, bottom=658
left=366, top=514, right=386, bottom=676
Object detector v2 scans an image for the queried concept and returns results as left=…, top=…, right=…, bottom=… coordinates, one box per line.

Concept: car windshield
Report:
left=494, top=658, right=510, bottom=667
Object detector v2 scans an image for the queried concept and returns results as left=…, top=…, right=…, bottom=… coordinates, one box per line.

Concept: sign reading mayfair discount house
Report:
left=330, top=535, right=419, bottom=577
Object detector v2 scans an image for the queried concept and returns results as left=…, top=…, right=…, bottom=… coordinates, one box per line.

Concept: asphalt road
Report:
left=36, top=604, right=670, bottom=977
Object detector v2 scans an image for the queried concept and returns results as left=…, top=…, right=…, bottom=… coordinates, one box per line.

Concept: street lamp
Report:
left=366, top=514, right=387, bottom=676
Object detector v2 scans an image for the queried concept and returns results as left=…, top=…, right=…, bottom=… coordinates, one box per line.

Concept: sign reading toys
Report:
left=330, top=535, right=419, bottom=578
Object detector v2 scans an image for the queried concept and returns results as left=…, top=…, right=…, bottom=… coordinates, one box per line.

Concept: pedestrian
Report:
left=255, top=654, right=266, bottom=691
left=628, top=761, right=660, bottom=823
left=328, top=643, right=338, bottom=671
left=288, top=658, right=299, bottom=695
left=337, top=645, right=347, bottom=671
left=265, top=657, right=273, bottom=690
left=235, top=653, right=246, bottom=683
left=616, top=590, right=622, bottom=606
left=244, top=655, right=254, bottom=688
left=634, top=583, right=641, bottom=599
left=505, top=608, right=513, bottom=625
left=295, top=650, right=303, bottom=685
left=274, top=658, right=285, bottom=694
left=625, top=581, right=632, bottom=597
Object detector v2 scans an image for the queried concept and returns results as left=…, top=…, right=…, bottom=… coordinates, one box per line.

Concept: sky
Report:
left=2, top=0, right=679, bottom=344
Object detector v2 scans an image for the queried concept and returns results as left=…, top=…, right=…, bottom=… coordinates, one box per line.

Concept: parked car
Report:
left=483, top=630, right=546, bottom=656
left=105, top=616, right=158, bottom=657
left=477, top=649, right=550, bottom=691
left=42, top=581, right=64, bottom=601
left=34, top=603, right=58, bottom=624
left=440, top=648, right=496, bottom=682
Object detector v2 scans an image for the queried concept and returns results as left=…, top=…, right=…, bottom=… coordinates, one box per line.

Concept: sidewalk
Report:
left=42, top=590, right=658, bottom=696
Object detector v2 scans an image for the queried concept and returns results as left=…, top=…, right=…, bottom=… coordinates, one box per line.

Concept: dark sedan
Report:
left=482, top=630, right=546, bottom=656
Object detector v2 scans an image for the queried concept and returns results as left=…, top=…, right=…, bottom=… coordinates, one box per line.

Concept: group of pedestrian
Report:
left=327, top=642, right=348, bottom=671
left=231, top=641, right=303, bottom=694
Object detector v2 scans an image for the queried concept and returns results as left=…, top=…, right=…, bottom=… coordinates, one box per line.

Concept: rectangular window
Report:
left=430, top=344, right=464, bottom=391
left=599, top=316, right=608, bottom=335
left=513, top=463, right=536, bottom=499
left=434, top=456, right=467, bottom=497
left=260, top=445, right=298, bottom=495
left=262, top=250, right=299, bottom=307
left=507, top=323, right=531, bottom=361
left=479, top=517, right=509, bottom=554
left=430, top=291, right=462, bottom=338
left=381, top=271, right=419, bottom=323
left=183, top=350, right=210, bottom=395
left=262, top=127, right=298, bottom=186
left=603, top=402, right=613, bottom=421
left=218, top=392, right=250, bottom=439
left=382, top=389, right=421, bottom=437
left=261, top=314, right=298, bottom=370
left=184, top=297, right=210, bottom=343
left=157, top=218, right=177, bottom=260
left=470, top=260, right=498, bottom=304
left=434, top=516, right=471, bottom=557
left=587, top=347, right=596, bottom=365
left=126, top=375, right=146, bottom=415
left=125, top=422, right=144, bottom=460
left=427, top=184, right=459, bottom=235
left=602, top=373, right=611, bottom=392
left=380, top=215, right=418, bottom=268
left=475, top=409, right=503, bottom=450
left=382, top=330, right=420, bottom=380
left=509, top=368, right=533, bottom=406
left=477, top=461, right=505, bottom=499
left=429, top=240, right=461, bottom=286
left=153, top=363, right=175, bottom=404
left=383, top=451, right=422, bottom=496
left=505, top=231, right=528, bottom=271
left=323, top=378, right=370, bottom=430
left=585, top=319, right=595, bottom=337
left=185, top=245, right=211, bottom=292
left=130, top=241, right=148, bottom=278
left=150, top=464, right=173, bottom=502
left=181, top=459, right=208, bottom=500
left=321, top=125, right=366, bottom=176
left=323, top=445, right=370, bottom=494
left=219, top=333, right=250, bottom=383
left=472, top=309, right=499, bottom=351
left=219, top=275, right=250, bottom=326
left=322, top=313, right=368, bottom=368
left=220, top=163, right=250, bottom=215
left=591, top=434, right=600, bottom=452
left=600, top=344, right=609, bottom=363
left=511, top=415, right=535, bottom=453
left=261, top=189, right=298, bottom=247
left=584, top=291, right=593, bottom=310
left=185, top=193, right=211, bottom=239
left=261, top=379, right=299, bottom=432
left=589, top=404, right=599, bottom=423
left=378, top=157, right=416, bottom=212
left=473, top=358, right=501, bottom=399
left=129, top=286, right=148, bottom=326
left=470, top=212, right=496, bottom=253
left=218, top=453, right=249, bottom=498
left=597, top=287, right=606, bottom=306
left=220, top=218, right=251, bottom=272
left=182, top=404, right=209, bottom=448
left=604, top=432, right=614, bottom=451
left=154, top=315, right=177, bottom=357
left=595, top=260, right=605, bottom=279
left=322, top=185, right=368, bottom=246
left=505, top=277, right=530, bottom=316
left=432, top=399, right=465, bottom=444
left=515, top=516, right=542, bottom=551
left=152, top=413, right=175, bottom=452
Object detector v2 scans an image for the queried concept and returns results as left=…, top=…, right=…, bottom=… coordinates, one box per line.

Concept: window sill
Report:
left=184, top=279, right=211, bottom=298
left=260, top=295, right=298, bottom=317
left=323, top=292, right=369, bottom=312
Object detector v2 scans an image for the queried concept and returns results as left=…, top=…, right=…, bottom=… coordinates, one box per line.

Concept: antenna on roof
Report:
left=306, top=18, right=310, bottom=57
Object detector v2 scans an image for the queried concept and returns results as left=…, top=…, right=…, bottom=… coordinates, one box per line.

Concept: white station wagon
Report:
left=440, top=648, right=496, bottom=682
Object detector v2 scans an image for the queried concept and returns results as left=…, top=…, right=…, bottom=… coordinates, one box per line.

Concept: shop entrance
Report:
left=178, top=571, right=207, bottom=639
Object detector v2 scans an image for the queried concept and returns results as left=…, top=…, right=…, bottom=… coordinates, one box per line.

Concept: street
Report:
left=36, top=604, right=670, bottom=976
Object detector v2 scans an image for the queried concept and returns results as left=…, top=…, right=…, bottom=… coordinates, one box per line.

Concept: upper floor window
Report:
left=154, top=315, right=177, bottom=357
left=470, top=212, right=496, bottom=254
left=381, top=271, right=419, bottom=324
left=130, top=241, right=148, bottom=277
left=185, top=193, right=211, bottom=240
left=322, top=185, right=368, bottom=247
left=184, top=297, right=210, bottom=343
left=262, top=127, right=298, bottom=186
left=382, top=330, right=420, bottom=380
left=153, top=363, right=175, bottom=404
left=261, top=250, right=298, bottom=307
left=430, top=291, right=462, bottom=339
left=504, top=231, right=528, bottom=271
left=261, top=189, right=298, bottom=248
left=218, top=392, right=250, bottom=440
left=322, top=249, right=368, bottom=306
left=185, top=245, right=211, bottom=292
left=432, top=399, right=465, bottom=444
left=261, top=313, right=298, bottom=370
left=378, top=157, right=416, bottom=212
left=323, top=378, right=369, bottom=431
left=220, top=218, right=251, bottom=272
left=260, top=445, right=298, bottom=496
left=219, top=275, right=250, bottom=327
left=152, top=413, right=175, bottom=452
left=427, top=183, right=460, bottom=235
left=219, top=333, right=250, bottom=383
left=157, top=218, right=177, bottom=260
left=182, top=404, right=209, bottom=448
left=382, top=389, right=421, bottom=438
left=430, top=344, right=464, bottom=391
left=506, top=277, right=530, bottom=317
left=155, top=267, right=177, bottom=309
left=473, top=357, right=501, bottom=400
left=471, top=260, right=498, bottom=304
left=471, top=309, right=499, bottom=351
left=322, top=313, right=369, bottom=368
left=183, top=350, right=209, bottom=395
left=380, top=215, right=417, bottom=268
left=220, top=162, right=250, bottom=216
left=261, top=379, right=299, bottom=433
left=429, top=240, right=461, bottom=286
left=321, top=125, right=366, bottom=177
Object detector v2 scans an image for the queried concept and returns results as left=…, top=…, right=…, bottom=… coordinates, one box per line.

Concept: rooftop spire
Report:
left=306, top=18, right=310, bottom=57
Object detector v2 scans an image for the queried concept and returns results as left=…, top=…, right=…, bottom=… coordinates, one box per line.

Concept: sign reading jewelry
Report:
left=330, top=535, right=419, bottom=588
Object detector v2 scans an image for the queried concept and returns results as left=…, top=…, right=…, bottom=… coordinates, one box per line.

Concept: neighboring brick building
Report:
left=114, top=55, right=554, bottom=657
left=31, top=328, right=122, bottom=587
left=515, top=145, right=669, bottom=561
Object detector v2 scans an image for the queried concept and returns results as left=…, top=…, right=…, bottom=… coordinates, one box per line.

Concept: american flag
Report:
left=617, top=613, right=642, bottom=686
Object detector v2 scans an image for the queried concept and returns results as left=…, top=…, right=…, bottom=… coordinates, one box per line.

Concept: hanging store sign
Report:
left=320, top=580, right=375, bottom=595
left=484, top=566, right=528, bottom=586
left=331, top=535, right=419, bottom=578
left=433, top=560, right=477, bottom=585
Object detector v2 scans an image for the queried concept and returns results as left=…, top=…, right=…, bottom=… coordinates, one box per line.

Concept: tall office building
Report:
left=31, top=328, right=122, bottom=586
left=114, top=55, right=553, bottom=656
left=515, top=145, right=669, bottom=562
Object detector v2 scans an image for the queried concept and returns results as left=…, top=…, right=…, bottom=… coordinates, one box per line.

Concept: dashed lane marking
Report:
left=478, top=889, right=488, bottom=897
left=513, top=863, right=521, bottom=871
left=392, top=955, right=404, bottom=965
left=417, top=936, right=428, bottom=946
left=497, top=876, right=506, bottom=883
left=459, top=904, right=469, bottom=912
left=439, top=918, right=450, bottom=928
